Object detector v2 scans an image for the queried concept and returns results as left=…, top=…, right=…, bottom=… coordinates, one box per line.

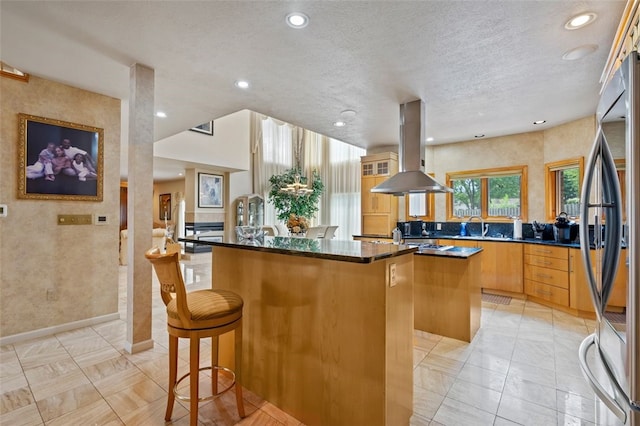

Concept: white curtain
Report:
left=303, top=131, right=364, bottom=240
left=256, top=115, right=364, bottom=239
left=325, top=138, right=364, bottom=240
left=258, top=117, right=294, bottom=225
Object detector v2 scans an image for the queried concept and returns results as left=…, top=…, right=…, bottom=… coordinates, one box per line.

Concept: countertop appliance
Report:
left=578, top=53, right=639, bottom=425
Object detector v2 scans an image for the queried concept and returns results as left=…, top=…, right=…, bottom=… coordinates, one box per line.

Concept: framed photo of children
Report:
left=198, top=173, right=223, bottom=208
left=18, top=113, right=104, bottom=201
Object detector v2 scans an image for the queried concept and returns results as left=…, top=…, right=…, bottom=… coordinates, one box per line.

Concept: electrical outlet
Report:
left=46, top=288, right=58, bottom=301
left=389, top=263, right=397, bottom=287
left=94, top=214, right=108, bottom=225
left=436, top=223, right=442, bottom=230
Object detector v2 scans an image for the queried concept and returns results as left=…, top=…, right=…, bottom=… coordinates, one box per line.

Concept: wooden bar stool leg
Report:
left=235, top=320, right=245, bottom=418
left=211, top=336, right=219, bottom=396
left=190, top=336, right=200, bottom=426
left=166, top=334, right=178, bottom=421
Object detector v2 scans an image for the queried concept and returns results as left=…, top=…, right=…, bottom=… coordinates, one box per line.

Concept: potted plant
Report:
left=268, top=168, right=324, bottom=234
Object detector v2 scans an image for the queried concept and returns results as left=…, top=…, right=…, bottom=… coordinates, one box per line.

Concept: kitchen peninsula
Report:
left=188, top=236, right=416, bottom=426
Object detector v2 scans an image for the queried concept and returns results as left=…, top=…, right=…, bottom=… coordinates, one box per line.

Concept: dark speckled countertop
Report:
left=179, top=236, right=417, bottom=264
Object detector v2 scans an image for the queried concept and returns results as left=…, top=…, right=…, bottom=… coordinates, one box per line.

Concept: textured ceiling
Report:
left=0, top=1, right=625, bottom=179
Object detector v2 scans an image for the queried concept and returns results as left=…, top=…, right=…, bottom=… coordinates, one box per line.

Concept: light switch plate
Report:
left=94, top=214, right=108, bottom=225
left=0, top=204, right=6, bottom=217
left=58, top=214, right=93, bottom=225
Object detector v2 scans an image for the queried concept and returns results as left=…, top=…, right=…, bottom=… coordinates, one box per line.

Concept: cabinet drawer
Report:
left=525, top=280, right=569, bottom=306
left=524, top=254, right=568, bottom=271
left=524, top=264, right=568, bottom=289
left=524, top=245, right=568, bottom=259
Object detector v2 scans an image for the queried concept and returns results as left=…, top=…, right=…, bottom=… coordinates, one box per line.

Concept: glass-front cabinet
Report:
left=235, top=194, right=264, bottom=227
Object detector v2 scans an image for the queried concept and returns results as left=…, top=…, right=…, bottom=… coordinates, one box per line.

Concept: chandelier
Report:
left=280, top=174, right=313, bottom=196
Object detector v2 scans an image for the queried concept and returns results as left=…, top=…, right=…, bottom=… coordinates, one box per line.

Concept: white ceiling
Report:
left=1, top=1, right=625, bottom=180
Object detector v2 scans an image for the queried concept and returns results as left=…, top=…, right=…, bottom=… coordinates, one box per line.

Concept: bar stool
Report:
left=145, top=248, right=245, bottom=425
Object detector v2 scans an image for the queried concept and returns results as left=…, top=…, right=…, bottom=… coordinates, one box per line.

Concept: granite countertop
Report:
left=179, top=236, right=417, bottom=264
left=413, top=245, right=482, bottom=259
left=434, top=235, right=581, bottom=248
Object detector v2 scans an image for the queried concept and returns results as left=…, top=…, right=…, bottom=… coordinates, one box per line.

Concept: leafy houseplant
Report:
left=268, top=168, right=324, bottom=232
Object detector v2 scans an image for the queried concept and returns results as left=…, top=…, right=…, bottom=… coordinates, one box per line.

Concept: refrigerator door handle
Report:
left=579, top=334, right=627, bottom=423
left=580, top=129, right=602, bottom=316
left=599, top=132, right=623, bottom=307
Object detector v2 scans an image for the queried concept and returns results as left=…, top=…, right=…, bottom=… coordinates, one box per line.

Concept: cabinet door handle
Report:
left=534, top=249, right=552, bottom=254
left=536, top=289, right=553, bottom=296
left=536, top=274, right=553, bottom=280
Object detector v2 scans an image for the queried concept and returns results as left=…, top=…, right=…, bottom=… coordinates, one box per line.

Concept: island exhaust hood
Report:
left=371, top=100, right=452, bottom=195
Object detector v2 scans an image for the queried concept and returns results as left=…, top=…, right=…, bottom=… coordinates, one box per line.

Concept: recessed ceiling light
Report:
left=340, top=109, right=357, bottom=119
left=565, top=12, right=597, bottom=30
left=178, top=172, right=183, bottom=176
left=286, top=12, right=309, bottom=28
left=474, top=134, right=485, bottom=138
left=562, top=44, right=598, bottom=61
left=533, top=120, right=546, bottom=125
left=333, top=121, right=346, bottom=127
left=156, top=111, right=167, bottom=118
left=235, top=80, right=250, bottom=89
left=426, top=137, right=434, bottom=142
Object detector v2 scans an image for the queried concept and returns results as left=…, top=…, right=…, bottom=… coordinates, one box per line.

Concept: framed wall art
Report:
left=159, top=193, right=171, bottom=220
left=198, top=173, right=223, bottom=208
left=18, top=113, right=104, bottom=201
left=190, top=121, right=213, bottom=136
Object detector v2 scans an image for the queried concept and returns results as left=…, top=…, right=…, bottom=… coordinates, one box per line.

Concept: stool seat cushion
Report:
left=167, top=289, right=243, bottom=327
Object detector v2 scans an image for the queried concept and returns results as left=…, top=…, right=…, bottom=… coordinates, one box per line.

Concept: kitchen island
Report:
left=410, top=244, right=483, bottom=342
left=186, top=236, right=416, bottom=426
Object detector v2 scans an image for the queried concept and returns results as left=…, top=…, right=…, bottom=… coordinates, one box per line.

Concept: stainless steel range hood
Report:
left=371, top=100, right=452, bottom=195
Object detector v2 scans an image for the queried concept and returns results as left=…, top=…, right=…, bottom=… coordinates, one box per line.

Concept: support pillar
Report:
left=125, top=63, right=155, bottom=354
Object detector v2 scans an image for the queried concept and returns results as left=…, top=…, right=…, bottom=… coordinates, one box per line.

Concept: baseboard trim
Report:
left=0, top=313, right=121, bottom=346
left=124, top=339, right=154, bottom=354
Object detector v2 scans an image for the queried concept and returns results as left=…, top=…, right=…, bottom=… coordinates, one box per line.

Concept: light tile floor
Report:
left=1, top=253, right=601, bottom=425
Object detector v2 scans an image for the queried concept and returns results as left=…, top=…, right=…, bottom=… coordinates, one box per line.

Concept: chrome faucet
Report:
left=468, top=215, right=488, bottom=237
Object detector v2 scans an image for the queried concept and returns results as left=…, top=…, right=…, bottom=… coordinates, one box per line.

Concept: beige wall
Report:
left=1, top=76, right=121, bottom=339
left=426, top=116, right=596, bottom=222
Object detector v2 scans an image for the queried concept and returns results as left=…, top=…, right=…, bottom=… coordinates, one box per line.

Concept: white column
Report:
left=125, top=63, right=155, bottom=354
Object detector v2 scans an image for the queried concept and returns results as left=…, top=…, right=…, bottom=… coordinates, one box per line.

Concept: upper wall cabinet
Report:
left=361, top=152, right=398, bottom=236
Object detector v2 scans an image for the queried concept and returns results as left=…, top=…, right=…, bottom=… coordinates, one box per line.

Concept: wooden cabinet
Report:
left=361, top=153, right=398, bottom=236
left=446, top=239, right=478, bottom=248
left=569, top=248, right=627, bottom=314
left=524, top=245, right=569, bottom=306
left=414, top=253, right=482, bottom=342
left=479, top=241, right=523, bottom=293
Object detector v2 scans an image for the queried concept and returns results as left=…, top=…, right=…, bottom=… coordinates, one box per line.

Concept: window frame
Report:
left=446, top=165, right=528, bottom=222
left=404, top=173, right=436, bottom=222
left=544, top=157, right=584, bottom=222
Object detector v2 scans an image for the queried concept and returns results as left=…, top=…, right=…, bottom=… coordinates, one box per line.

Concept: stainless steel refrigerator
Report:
left=579, top=53, right=639, bottom=425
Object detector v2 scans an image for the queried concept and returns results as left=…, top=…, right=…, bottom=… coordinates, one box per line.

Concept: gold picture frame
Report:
left=18, top=113, right=104, bottom=201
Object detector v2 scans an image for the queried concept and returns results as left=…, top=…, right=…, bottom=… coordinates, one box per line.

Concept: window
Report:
left=446, top=166, right=528, bottom=221
left=545, top=158, right=583, bottom=221
left=405, top=177, right=436, bottom=221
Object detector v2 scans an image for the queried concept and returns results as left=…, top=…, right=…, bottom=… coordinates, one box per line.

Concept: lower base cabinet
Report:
left=524, top=245, right=569, bottom=305
left=569, top=248, right=627, bottom=313
left=479, top=241, right=523, bottom=293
